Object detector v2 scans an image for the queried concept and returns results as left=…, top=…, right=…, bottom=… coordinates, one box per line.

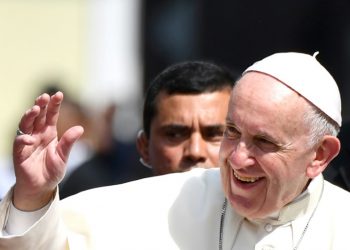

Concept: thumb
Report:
left=56, top=125, right=84, bottom=162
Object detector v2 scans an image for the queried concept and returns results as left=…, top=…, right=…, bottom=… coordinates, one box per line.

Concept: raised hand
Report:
left=12, top=92, right=84, bottom=211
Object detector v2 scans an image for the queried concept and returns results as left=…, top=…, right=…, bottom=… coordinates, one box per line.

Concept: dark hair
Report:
left=143, top=61, right=237, bottom=137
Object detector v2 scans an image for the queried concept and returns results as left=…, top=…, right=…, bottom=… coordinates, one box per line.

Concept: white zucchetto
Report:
left=243, top=52, right=342, bottom=127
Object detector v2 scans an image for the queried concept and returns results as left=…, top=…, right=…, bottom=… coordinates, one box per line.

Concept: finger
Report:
left=13, top=135, right=36, bottom=164
left=56, top=126, right=84, bottom=162
left=19, top=106, right=41, bottom=135
left=32, top=93, right=50, bottom=132
left=46, top=92, right=63, bottom=126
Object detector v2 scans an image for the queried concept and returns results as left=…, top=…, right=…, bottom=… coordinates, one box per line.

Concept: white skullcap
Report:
left=243, top=52, right=342, bottom=127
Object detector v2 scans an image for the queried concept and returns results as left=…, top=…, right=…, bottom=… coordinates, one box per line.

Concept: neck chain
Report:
left=218, top=183, right=324, bottom=250
left=218, top=198, right=228, bottom=250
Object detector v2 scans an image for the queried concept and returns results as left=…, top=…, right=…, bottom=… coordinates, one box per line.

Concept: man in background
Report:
left=136, top=61, right=236, bottom=175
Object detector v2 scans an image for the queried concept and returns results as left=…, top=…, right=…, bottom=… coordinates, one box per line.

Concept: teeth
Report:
left=234, top=171, right=260, bottom=183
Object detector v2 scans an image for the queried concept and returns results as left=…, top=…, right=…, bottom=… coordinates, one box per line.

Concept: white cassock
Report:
left=0, top=168, right=350, bottom=250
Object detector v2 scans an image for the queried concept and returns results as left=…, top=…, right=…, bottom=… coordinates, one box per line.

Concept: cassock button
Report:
left=264, top=223, right=273, bottom=232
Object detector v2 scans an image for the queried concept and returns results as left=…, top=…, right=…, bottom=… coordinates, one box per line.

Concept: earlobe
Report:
left=136, top=129, right=150, bottom=165
left=306, top=135, right=340, bottom=178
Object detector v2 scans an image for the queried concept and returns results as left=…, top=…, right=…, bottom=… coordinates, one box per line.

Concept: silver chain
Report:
left=292, top=182, right=324, bottom=250
left=218, top=198, right=227, bottom=250
left=218, top=182, right=324, bottom=250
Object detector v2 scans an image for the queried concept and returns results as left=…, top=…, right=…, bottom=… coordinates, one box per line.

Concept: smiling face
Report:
left=142, top=90, right=231, bottom=175
left=219, top=72, right=316, bottom=219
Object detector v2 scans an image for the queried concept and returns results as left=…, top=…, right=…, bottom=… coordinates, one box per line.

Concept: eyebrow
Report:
left=160, top=124, right=189, bottom=130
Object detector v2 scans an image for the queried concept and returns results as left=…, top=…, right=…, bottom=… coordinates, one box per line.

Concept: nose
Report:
left=184, top=133, right=207, bottom=163
left=227, top=141, right=254, bottom=169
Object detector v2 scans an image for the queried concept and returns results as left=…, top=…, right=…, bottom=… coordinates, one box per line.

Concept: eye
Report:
left=254, top=137, right=279, bottom=152
left=224, top=125, right=240, bottom=140
left=165, top=130, right=186, bottom=139
left=162, top=127, right=189, bottom=143
left=203, top=127, right=225, bottom=142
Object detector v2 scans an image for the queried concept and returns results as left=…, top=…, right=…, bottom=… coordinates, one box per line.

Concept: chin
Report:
left=228, top=192, right=269, bottom=219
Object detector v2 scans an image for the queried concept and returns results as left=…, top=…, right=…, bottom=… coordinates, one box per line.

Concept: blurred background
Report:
left=0, top=0, right=349, bottom=192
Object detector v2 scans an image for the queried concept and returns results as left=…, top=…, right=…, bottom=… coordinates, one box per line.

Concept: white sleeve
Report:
left=0, top=188, right=67, bottom=250
left=2, top=201, right=51, bottom=236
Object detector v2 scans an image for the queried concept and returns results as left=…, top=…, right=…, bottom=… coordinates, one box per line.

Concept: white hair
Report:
left=304, top=103, right=340, bottom=147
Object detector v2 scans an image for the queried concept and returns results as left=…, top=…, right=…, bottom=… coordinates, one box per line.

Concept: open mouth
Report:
left=233, top=170, right=261, bottom=183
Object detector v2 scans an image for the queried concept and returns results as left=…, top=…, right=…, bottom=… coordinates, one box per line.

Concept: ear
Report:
left=306, top=135, right=340, bottom=178
left=136, top=129, right=151, bottom=165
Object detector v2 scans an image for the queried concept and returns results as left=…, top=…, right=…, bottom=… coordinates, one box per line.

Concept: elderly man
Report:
left=1, top=52, right=349, bottom=250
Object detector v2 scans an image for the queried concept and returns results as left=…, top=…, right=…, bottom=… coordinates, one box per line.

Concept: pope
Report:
left=0, top=52, right=349, bottom=250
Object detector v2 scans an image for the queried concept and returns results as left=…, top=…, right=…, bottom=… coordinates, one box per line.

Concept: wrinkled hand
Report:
left=13, top=92, right=84, bottom=211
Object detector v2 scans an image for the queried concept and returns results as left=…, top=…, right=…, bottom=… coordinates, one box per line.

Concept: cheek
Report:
left=150, top=143, right=183, bottom=165
left=257, top=154, right=296, bottom=193
left=149, top=145, right=183, bottom=174
left=258, top=156, right=284, bottom=182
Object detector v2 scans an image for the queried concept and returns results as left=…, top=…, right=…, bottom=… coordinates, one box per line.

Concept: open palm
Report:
left=12, top=92, right=83, bottom=210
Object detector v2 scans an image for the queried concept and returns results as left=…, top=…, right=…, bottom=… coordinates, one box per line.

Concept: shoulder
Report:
left=323, top=179, right=350, bottom=201
left=319, top=179, right=350, bottom=220
left=313, top=180, right=350, bottom=246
